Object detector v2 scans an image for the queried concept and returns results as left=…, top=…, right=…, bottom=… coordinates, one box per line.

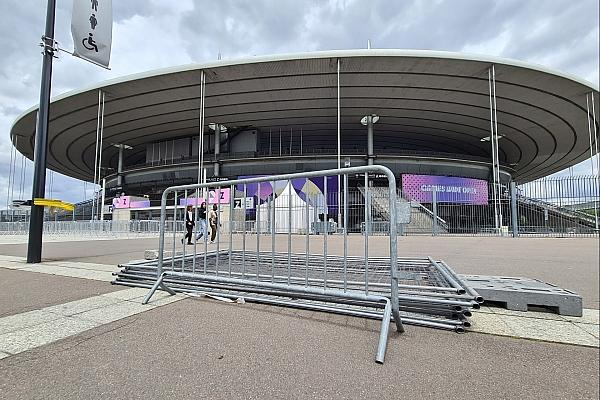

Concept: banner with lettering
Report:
left=402, top=174, right=488, bottom=204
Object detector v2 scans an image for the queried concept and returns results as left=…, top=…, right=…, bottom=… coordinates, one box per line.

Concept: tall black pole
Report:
left=27, top=0, right=56, bottom=263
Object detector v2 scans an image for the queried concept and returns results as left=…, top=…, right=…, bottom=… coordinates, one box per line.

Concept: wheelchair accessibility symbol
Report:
left=82, top=33, right=98, bottom=52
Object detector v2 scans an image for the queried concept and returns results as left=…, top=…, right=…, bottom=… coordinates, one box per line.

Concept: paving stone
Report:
left=0, top=261, right=26, bottom=270
left=0, top=255, right=26, bottom=262
left=19, top=265, right=114, bottom=282
left=144, top=294, right=186, bottom=307
left=485, top=306, right=566, bottom=321
left=74, top=301, right=155, bottom=325
left=574, top=323, right=600, bottom=339
left=470, top=312, right=514, bottom=336
left=0, top=317, right=99, bottom=355
left=101, top=288, right=149, bottom=301
left=47, top=261, right=116, bottom=272
left=126, top=290, right=185, bottom=305
left=44, top=296, right=122, bottom=317
left=0, top=309, right=62, bottom=335
left=502, top=315, right=598, bottom=347
left=562, top=309, right=600, bottom=325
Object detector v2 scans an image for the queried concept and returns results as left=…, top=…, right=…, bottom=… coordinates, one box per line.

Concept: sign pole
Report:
left=27, top=0, right=56, bottom=263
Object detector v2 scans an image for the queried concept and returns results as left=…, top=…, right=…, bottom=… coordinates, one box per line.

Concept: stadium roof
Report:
left=10, top=49, right=600, bottom=183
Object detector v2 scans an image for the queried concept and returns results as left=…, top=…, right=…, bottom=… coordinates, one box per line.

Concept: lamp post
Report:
left=112, top=143, right=132, bottom=188
left=361, top=114, right=379, bottom=167
left=27, top=0, right=56, bottom=263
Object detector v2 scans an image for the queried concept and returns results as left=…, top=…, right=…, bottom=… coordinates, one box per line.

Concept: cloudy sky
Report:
left=0, top=0, right=598, bottom=207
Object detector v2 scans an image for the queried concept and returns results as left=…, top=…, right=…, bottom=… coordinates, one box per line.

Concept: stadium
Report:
left=8, top=49, right=600, bottom=233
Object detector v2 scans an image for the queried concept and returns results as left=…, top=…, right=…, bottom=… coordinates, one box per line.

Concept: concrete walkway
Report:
left=0, top=253, right=597, bottom=355
left=0, top=288, right=183, bottom=359
left=1, top=235, right=597, bottom=306
left=1, top=298, right=598, bottom=400
left=0, top=237, right=597, bottom=399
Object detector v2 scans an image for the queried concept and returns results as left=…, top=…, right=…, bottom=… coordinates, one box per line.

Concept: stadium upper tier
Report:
left=10, top=49, right=600, bottom=183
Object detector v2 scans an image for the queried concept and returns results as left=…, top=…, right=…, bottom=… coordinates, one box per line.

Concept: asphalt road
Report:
left=1, top=235, right=597, bottom=307
left=0, top=268, right=119, bottom=317
left=0, top=298, right=598, bottom=399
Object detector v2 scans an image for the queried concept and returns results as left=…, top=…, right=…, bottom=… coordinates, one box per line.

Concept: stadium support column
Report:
left=337, top=58, right=341, bottom=231
left=214, top=124, right=220, bottom=177
left=117, top=144, right=124, bottom=187
left=488, top=66, right=500, bottom=235
left=510, top=181, right=518, bottom=237
left=367, top=116, right=374, bottom=166
left=100, top=178, right=106, bottom=221
left=585, top=92, right=599, bottom=231
left=491, top=65, right=503, bottom=233
left=27, top=0, right=56, bottom=263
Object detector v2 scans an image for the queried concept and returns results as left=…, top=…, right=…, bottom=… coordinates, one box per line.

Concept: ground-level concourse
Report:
left=10, top=49, right=600, bottom=200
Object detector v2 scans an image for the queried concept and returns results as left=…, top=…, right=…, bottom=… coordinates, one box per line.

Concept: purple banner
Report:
left=237, top=175, right=338, bottom=212
left=402, top=174, right=488, bottom=205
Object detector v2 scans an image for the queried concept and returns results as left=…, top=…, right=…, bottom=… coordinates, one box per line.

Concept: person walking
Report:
left=181, top=204, right=194, bottom=245
left=208, top=204, right=219, bottom=244
left=195, top=202, right=208, bottom=242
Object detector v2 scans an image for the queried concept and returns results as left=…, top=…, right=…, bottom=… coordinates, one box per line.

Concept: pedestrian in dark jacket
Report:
left=181, top=204, right=194, bottom=245
left=208, top=204, right=219, bottom=243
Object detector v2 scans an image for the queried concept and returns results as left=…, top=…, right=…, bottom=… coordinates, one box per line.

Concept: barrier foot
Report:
left=392, top=309, right=405, bottom=333
left=142, top=273, right=175, bottom=304
left=375, top=299, right=392, bottom=364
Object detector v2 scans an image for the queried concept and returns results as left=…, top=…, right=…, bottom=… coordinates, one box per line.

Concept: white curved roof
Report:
left=10, top=49, right=600, bottom=182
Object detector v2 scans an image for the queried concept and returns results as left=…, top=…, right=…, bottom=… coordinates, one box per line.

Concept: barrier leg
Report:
left=142, top=272, right=176, bottom=304
left=376, top=298, right=392, bottom=364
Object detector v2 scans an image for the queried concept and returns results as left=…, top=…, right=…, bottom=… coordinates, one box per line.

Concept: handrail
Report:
left=151, top=165, right=405, bottom=363
left=516, top=194, right=596, bottom=225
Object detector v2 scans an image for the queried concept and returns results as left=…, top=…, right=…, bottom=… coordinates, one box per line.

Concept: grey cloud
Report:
left=498, top=1, right=598, bottom=58
left=179, top=0, right=312, bottom=60
left=0, top=0, right=598, bottom=205
left=56, top=0, right=157, bottom=23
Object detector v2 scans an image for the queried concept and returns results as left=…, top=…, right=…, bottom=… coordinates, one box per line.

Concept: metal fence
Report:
left=113, top=166, right=482, bottom=364
left=142, top=166, right=405, bottom=363
left=0, top=220, right=164, bottom=238
left=516, top=175, right=599, bottom=237
left=2, top=175, right=597, bottom=238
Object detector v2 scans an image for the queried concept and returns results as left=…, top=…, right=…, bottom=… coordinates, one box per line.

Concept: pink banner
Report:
left=179, top=188, right=231, bottom=206
left=112, top=196, right=150, bottom=209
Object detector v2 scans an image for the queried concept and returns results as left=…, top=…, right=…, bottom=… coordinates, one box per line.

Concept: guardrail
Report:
left=0, top=220, right=164, bottom=237
left=141, top=166, right=405, bottom=363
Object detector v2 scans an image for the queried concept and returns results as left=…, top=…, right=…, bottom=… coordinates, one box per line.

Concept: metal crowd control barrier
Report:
left=0, top=220, right=164, bottom=238
left=141, top=165, right=404, bottom=363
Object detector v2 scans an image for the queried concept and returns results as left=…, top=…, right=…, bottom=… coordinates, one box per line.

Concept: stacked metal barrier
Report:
left=115, top=253, right=480, bottom=332
left=113, top=166, right=482, bottom=363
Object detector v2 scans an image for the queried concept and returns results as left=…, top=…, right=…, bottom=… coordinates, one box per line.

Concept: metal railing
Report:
left=140, top=166, right=404, bottom=363
left=0, top=220, right=163, bottom=238
left=516, top=175, right=599, bottom=237
left=113, top=166, right=483, bottom=364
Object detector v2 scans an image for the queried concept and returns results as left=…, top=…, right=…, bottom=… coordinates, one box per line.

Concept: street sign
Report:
left=71, top=0, right=113, bottom=68
left=234, top=197, right=254, bottom=209
left=205, top=176, right=230, bottom=183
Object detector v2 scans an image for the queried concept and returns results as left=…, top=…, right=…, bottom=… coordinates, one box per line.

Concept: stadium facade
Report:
left=9, top=50, right=600, bottom=224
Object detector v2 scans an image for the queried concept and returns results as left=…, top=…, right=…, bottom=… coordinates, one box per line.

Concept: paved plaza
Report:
left=0, top=235, right=598, bottom=399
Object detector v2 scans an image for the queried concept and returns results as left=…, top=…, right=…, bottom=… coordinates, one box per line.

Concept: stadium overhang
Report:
left=10, top=49, right=600, bottom=183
